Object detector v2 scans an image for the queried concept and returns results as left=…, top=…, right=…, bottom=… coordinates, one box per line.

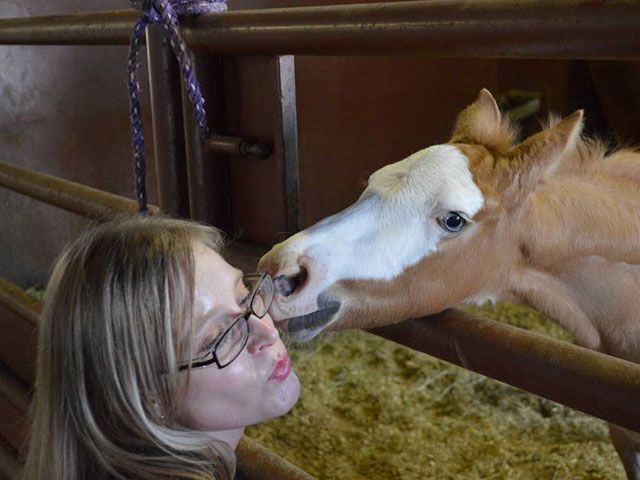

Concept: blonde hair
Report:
left=20, top=215, right=235, bottom=480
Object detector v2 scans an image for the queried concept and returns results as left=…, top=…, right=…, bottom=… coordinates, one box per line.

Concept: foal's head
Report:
left=260, top=89, right=584, bottom=341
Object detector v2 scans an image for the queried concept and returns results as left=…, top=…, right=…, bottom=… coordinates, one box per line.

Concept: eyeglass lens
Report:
left=178, top=274, right=274, bottom=371
left=215, top=274, right=273, bottom=366
left=215, top=317, right=249, bottom=366
left=245, top=274, right=274, bottom=318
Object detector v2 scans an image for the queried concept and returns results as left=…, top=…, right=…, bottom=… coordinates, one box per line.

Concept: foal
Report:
left=260, top=89, right=640, bottom=478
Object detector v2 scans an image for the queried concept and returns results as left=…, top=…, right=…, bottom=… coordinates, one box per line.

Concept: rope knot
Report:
left=127, top=0, right=227, bottom=213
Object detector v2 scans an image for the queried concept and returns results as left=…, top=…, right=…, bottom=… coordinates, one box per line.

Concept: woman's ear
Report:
left=499, top=110, right=584, bottom=210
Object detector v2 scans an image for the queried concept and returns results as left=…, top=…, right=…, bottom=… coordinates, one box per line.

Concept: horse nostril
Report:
left=274, top=275, right=298, bottom=297
left=274, top=267, right=308, bottom=297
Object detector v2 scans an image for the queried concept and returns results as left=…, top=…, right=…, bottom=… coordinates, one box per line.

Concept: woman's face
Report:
left=175, top=243, right=300, bottom=431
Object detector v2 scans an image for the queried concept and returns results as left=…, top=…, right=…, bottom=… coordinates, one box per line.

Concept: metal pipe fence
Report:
left=0, top=160, right=159, bottom=219
left=0, top=437, right=19, bottom=480
left=1, top=1, right=640, bottom=478
left=0, top=1, right=639, bottom=59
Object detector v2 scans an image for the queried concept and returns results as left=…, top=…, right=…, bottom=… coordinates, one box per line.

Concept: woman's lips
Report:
left=268, top=354, right=292, bottom=382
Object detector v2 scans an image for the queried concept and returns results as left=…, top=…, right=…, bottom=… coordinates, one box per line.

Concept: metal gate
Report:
left=2, top=1, right=640, bottom=478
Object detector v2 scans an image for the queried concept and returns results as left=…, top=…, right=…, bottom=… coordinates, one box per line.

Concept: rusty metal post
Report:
left=4, top=242, right=640, bottom=463
left=204, top=134, right=271, bottom=159
left=371, top=308, right=640, bottom=432
left=274, top=55, right=300, bottom=233
left=0, top=10, right=137, bottom=45
left=0, top=160, right=159, bottom=219
left=236, top=436, right=315, bottom=480
left=0, top=277, right=40, bottom=327
left=191, top=242, right=640, bottom=432
left=0, top=437, right=20, bottom=480
left=0, top=363, right=30, bottom=416
left=0, top=277, right=40, bottom=382
left=182, top=55, right=230, bottom=228
left=2, top=2, right=640, bottom=60
left=146, top=25, right=190, bottom=218
left=0, top=362, right=30, bottom=452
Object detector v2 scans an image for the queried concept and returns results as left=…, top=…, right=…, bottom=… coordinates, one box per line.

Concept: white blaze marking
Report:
left=290, top=145, right=485, bottom=283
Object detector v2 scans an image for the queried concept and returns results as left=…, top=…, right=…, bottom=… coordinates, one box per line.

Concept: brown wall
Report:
left=227, top=53, right=608, bottom=234
left=0, top=0, right=157, bottom=288
left=1, top=0, right=638, bottom=288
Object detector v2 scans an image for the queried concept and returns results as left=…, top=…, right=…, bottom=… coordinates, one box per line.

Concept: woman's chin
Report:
left=269, top=370, right=301, bottom=418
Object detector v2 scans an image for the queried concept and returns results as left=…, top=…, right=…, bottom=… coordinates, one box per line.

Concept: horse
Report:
left=259, top=89, right=640, bottom=478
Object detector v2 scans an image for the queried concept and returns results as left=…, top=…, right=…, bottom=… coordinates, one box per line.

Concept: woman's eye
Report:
left=238, top=293, right=251, bottom=308
left=438, top=212, right=466, bottom=233
left=217, top=333, right=233, bottom=348
left=200, top=337, right=217, bottom=355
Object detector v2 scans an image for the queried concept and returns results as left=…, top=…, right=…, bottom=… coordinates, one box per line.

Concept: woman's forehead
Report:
left=192, top=244, right=242, bottom=319
left=194, top=244, right=240, bottom=282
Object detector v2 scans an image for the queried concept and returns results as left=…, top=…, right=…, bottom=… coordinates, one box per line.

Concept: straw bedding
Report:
left=247, top=303, right=624, bottom=480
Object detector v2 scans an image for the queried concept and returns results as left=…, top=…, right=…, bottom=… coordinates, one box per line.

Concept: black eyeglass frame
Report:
left=178, top=273, right=273, bottom=372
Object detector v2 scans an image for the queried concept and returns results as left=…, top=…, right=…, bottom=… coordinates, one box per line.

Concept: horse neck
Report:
left=520, top=169, right=640, bottom=267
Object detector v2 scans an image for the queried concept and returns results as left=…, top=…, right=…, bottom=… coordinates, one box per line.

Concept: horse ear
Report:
left=450, top=88, right=517, bottom=152
left=501, top=109, right=584, bottom=208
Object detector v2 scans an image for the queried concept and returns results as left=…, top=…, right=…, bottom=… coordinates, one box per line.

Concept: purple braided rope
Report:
left=127, top=0, right=227, bottom=214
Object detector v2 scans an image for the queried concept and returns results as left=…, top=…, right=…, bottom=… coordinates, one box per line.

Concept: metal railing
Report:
left=212, top=241, right=640, bottom=432
left=0, top=1, right=640, bottom=59
left=0, top=160, right=160, bottom=219
left=2, top=1, right=640, bottom=478
left=0, top=437, right=20, bottom=480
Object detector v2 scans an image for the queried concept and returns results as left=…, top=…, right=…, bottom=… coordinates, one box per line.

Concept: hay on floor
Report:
left=247, top=303, right=624, bottom=480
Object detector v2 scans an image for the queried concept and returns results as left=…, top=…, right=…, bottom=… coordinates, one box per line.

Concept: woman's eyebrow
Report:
left=194, top=301, right=225, bottom=333
left=192, top=271, right=245, bottom=339
left=234, top=271, right=243, bottom=290
left=194, top=311, right=217, bottom=338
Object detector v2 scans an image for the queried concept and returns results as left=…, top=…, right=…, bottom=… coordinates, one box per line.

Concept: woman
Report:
left=19, top=215, right=300, bottom=480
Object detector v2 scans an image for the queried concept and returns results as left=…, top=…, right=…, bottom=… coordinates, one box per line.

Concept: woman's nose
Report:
left=246, top=315, right=279, bottom=354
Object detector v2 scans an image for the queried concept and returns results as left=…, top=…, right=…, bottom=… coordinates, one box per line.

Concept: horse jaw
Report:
left=279, top=293, right=342, bottom=342
left=260, top=144, right=485, bottom=338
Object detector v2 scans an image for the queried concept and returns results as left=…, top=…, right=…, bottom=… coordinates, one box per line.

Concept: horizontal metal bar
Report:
left=0, top=276, right=39, bottom=382
left=0, top=277, right=40, bottom=328
left=237, top=436, right=315, bottom=480
left=0, top=362, right=30, bottom=415
left=0, top=9, right=136, bottom=46
left=1, top=1, right=640, bottom=59
left=221, top=242, right=640, bottom=430
left=204, top=135, right=272, bottom=159
left=0, top=160, right=159, bottom=220
left=0, top=436, right=20, bottom=480
left=371, top=308, right=640, bottom=432
left=0, top=363, right=30, bottom=452
left=8, top=241, right=640, bottom=433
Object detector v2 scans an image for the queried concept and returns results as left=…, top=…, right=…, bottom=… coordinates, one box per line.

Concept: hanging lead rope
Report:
left=127, top=0, right=227, bottom=214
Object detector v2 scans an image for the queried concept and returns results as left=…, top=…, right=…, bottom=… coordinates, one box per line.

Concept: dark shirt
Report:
left=235, top=467, right=249, bottom=480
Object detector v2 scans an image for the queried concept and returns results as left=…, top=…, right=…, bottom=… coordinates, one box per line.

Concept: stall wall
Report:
left=0, top=0, right=635, bottom=288
left=0, top=0, right=157, bottom=288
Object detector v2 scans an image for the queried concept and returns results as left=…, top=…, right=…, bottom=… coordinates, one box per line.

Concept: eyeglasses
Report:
left=178, top=273, right=275, bottom=372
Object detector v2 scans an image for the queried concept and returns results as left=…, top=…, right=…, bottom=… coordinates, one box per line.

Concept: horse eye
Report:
left=438, top=212, right=466, bottom=233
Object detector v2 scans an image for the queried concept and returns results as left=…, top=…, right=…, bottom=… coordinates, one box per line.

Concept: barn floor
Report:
left=247, top=303, right=624, bottom=480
